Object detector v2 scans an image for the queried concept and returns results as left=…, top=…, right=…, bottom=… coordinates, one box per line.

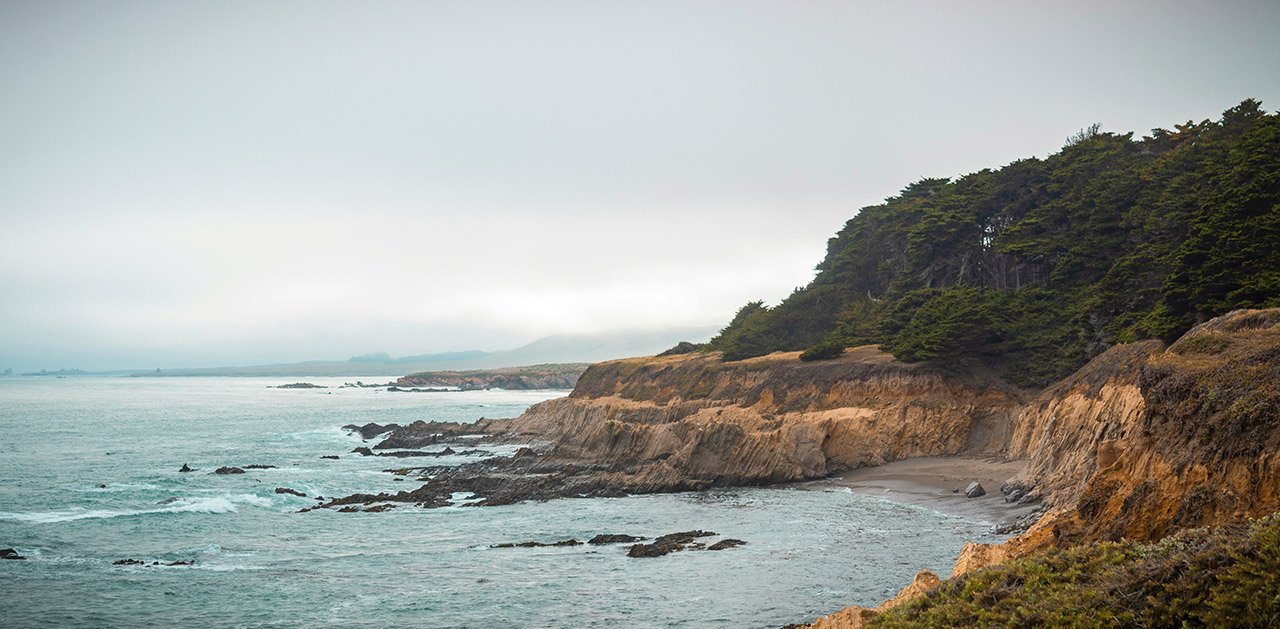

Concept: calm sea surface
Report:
left=0, top=376, right=1001, bottom=627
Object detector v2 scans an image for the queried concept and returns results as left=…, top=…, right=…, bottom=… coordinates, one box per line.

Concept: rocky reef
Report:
left=318, top=345, right=1027, bottom=512
left=395, top=363, right=586, bottom=391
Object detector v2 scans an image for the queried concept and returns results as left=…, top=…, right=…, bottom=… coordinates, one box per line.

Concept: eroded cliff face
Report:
left=798, top=309, right=1280, bottom=627
left=504, top=346, right=1025, bottom=488
left=954, top=308, right=1280, bottom=575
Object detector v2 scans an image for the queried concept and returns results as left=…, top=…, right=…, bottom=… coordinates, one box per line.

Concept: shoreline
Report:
left=800, top=456, right=1039, bottom=527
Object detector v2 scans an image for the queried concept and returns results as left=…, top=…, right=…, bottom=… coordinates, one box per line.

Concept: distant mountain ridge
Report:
left=110, top=327, right=718, bottom=377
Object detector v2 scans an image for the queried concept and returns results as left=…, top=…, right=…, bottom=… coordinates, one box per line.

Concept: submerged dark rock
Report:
left=312, top=452, right=713, bottom=513
left=492, top=539, right=582, bottom=548
left=372, top=420, right=504, bottom=450
left=588, top=534, right=646, bottom=545
left=274, top=382, right=327, bottom=389
left=369, top=447, right=457, bottom=458
left=320, top=455, right=339, bottom=460
left=1, top=548, right=26, bottom=560
left=706, top=538, right=746, bottom=551
left=342, top=422, right=401, bottom=440
left=178, top=463, right=193, bottom=473
left=213, top=467, right=245, bottom=475
left=242, top=464, right=277, bottom=470
left=113, top=558, right=193, bottom=567
left=275, top=487, right=307, bottom=498
left=626, top=531, right=717, bottom=558
left=351, top=447, right=374, bottom=456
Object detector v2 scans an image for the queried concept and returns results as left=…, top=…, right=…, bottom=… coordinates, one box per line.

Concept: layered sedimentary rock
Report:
left=952, top=309, right=1280, bottom=575
left=502, top=345, right=1025, bottom=487
left=328, top=346, right=1026, bottom=511
left=804, top=308, right=1280, bottom=627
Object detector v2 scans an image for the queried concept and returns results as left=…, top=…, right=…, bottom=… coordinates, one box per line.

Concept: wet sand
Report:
left=802, top=456, right=1040, bottom=526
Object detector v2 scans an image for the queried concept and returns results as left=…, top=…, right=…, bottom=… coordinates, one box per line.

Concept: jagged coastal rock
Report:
left=800, top=308, right=1280, bottom=626
left=318, top=345, right=1027, bottom=511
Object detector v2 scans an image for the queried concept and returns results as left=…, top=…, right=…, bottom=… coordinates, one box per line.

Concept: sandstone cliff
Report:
left=361, top=309, right=1279, bottom=627
left=503, top=345, right=1025, bottom=488
left=986, top=308, right=1280, bottom=555
left=807, top=308, right=1280, bottom=627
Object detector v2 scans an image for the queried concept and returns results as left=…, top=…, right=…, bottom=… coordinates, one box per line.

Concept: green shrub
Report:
left=799, top=340, right=845, bottom=361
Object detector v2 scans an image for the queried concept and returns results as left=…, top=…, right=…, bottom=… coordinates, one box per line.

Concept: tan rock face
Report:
left=507, top=346, right=1026, bottom=487
left=805, top=569, right=942, bottom=629
left=492, top=309, right=1280, bottom=622
left=791, top=309, right=1280, bottom=624
left=960, top=308, right=1280, bottom=573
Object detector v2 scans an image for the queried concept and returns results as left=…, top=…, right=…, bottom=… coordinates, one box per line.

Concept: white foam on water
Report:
left=0, top=493, right=272, bottom=523
left=79, top=483, right=162, bottom=493
left=191, top=563, right=266, bottom=572
left=226, top=493, right=274, bottom=508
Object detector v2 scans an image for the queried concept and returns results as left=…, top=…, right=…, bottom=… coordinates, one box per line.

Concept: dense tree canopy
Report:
left=708, top=100, right=1280, bottom=387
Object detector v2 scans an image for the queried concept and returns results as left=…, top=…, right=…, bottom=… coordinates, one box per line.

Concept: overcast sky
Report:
left=2, top=0, right=1278, bottom=370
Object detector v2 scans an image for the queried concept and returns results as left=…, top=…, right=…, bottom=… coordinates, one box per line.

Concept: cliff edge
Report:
left=505, top=345, right=1026, bottom=488
left=807, top=308, right=1280, bottom=627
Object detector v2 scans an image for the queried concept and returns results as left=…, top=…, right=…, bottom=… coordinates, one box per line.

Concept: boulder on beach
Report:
left=965, top=482, right=986, bottom=498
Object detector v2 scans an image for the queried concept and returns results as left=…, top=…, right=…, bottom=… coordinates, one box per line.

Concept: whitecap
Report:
left=225, top=494, right=273, bottom=508
left=191, top=564, right=265, bottom=572
left=81, top=483, right=161, bottom=493
left=0, top=494, right=266, bottom=523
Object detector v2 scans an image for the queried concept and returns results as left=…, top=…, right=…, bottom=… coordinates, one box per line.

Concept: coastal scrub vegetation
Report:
left=870, top=515, right=1280, bottom=627
left=709, top=100, right=1280, bottom=386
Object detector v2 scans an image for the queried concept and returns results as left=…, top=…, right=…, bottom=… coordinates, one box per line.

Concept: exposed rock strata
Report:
left=317, top=309, right=1280, bottom=627
left=951, top=310, right=1280, bottom=575
left=322, top=346, right=1025, bottom=511
left=804, top=308, right=1280, bottom=626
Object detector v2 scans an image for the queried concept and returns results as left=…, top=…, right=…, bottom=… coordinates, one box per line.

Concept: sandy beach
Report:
left=802, top=457, right=1039, bottom=526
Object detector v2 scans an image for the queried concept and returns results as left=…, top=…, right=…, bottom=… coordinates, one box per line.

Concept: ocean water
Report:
left=0, top=376, right=1003, bottom=627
